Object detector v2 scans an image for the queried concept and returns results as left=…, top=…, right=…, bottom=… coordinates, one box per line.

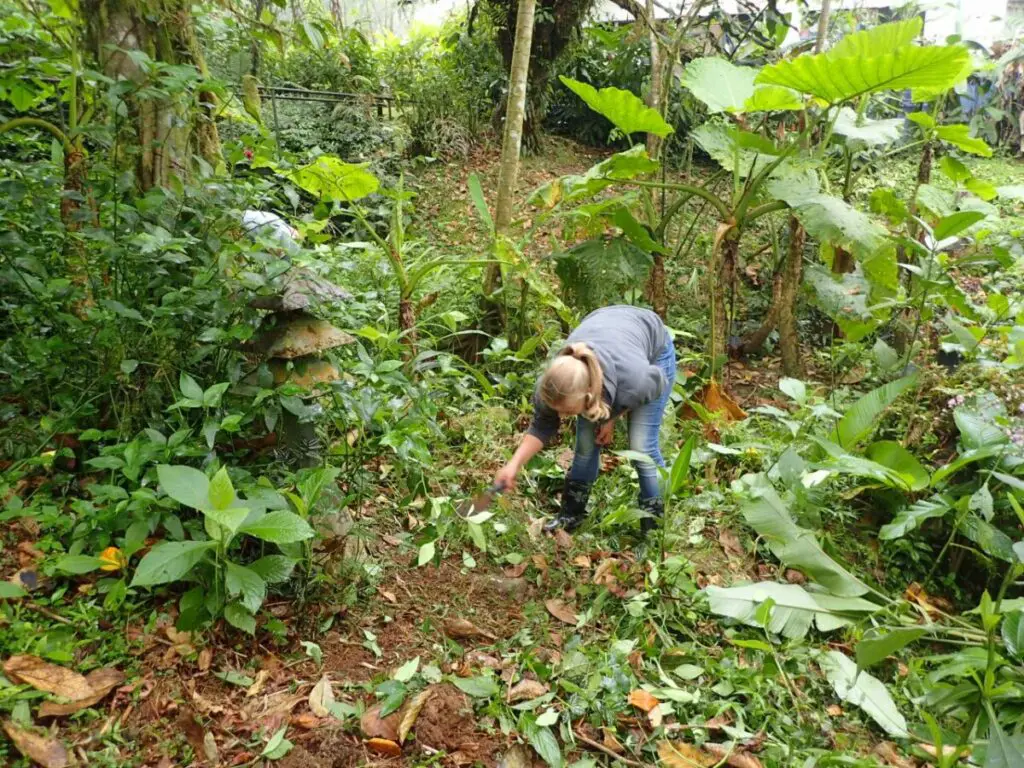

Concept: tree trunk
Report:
left=741, top=268, right=783, bottom=355
left=329, top=0, right=345, bottom=31
left=644, top=0, right=662, bottom=158
left=814, top=0, right=832, bottom=53
left=398, top=298, right=417, bottom=342
left=710, top=224, right=739, bottom=365
left=647, top=253, right=667, bottom=320
left=482, top=0, right=537, bottom=332
left=493, top=0, right=591, bottom=153
left=778, top=216, right=805, bottom=376
left=82, top=0, right=221, bottom=191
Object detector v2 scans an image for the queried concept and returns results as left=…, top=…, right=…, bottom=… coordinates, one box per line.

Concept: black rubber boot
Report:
left=638, top=496, right=665, bottom=537
left=544, top=479, right=591, bottom=533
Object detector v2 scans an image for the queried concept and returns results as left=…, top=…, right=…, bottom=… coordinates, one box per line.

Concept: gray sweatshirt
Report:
left=527, top=306, right=670, bottom=446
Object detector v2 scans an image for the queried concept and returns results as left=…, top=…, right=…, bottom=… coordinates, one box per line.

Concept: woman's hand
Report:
left=595, top=418, right=616, bottom=446
left=494, top=464, right=519, bottom=492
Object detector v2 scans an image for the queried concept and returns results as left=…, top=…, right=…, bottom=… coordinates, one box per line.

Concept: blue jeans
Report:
left=567, top=338, right=676, bottom=501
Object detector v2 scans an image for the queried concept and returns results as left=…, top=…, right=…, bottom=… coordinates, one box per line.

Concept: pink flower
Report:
left=244, top=148, right=254, bottom=160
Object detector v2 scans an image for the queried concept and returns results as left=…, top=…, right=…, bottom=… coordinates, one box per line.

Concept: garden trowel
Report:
left=456, top=482, right=506, bottom=518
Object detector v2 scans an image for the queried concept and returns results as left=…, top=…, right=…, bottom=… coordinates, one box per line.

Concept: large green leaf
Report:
left=554, top=235, right=653, bottom=313
left=224, top=602, right=257, bottom=634
left=741, top=481, right=871, bottom=596
left=705, top=582, right=877, bottom=639
left=958, top=514, right=1017, bottom=562
left=692, top=122, right=782, bottom=177
left=830, top=373, right=919, bottom=449
left=529, top=146, right=659, bottom=207
left=856, top=627, right=926, bottom=669
left=1003, top=611, right=1024, bottom=659
left=680, top=57, right=756, bottom=113
left=954, top=408, right=1008, bottom=450
left=238, top=510, right=315, bottom=544
left=829, top=18, right=923, bottom=59
left=559, top=76, right=673, bottom=138
left=768, top=171, right=886, bottom=254
left=985, top=718, right=1024, bottom=768
left=804, top=265, right=879, bottom=342
left=935, top=124, right=993, bottom=157
left=880, top=494, right=953, bottom=539
left=248, top=555, right=298, bottom=584
left=131, top=540, right=216, bottom=587
left=743, top=85, right=804, bottom=112
left=865, top=441, right=929, bottom=491
left=225, top=561, right=267, bottom=613
left=757, top=44, right=971, bottom=105
left=833, top=108, right=903, bottom=146
left=157, top=464, right=210, bottom=511
left=819, top=651, right=908, bottom=738
left=288, top=155, right=379, bottom=202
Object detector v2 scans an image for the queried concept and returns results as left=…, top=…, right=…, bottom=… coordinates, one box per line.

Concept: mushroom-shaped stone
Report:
left=243, top=358, right=340, bottom=397
left=254, top=312, right=355, bottom=360
left=249, top=267, right=352, bottom=312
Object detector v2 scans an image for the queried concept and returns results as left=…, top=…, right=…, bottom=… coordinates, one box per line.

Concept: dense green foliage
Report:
left=1, top=1, right=1023, bottom=766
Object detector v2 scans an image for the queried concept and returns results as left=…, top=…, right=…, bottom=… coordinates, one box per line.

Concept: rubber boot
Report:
left=639, top=496, right=665, bottom=537
left=544, top=479, right=591, bottom=533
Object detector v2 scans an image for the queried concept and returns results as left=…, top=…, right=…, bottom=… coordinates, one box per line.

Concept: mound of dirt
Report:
left=413, top=683, right=502, bottom=764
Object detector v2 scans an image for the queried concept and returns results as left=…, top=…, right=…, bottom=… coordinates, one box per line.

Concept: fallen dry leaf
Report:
left=704, top=743, right=764, bottom=768
left=398, top=687, right=434, bottom=743
left=507, top=679, right=548, bottom=702
left=4, top=657, right=95, bottom=702
left=718, top=528, right=744, bottom=557
left=571, top=555, right=592, bottom=569
left=628, top=689, right=659, bottom=713
left=366, top=737, right=402, bottom=757
left=873, top=741, right=914, bottom=768
left=648, top=703, right=665, bottom=728
left=360, top=704, right=400, bottom=741
left=601, top=727, right=625, bottom=754
left=531, top=554, right=549, bottom=574
left=918, top=743, right=964, bottom=759
left=197, top=648, right=212, bottom=672
left=504, top=561, right=528, bottom=579
left=378, top=588, right=397, bottom=604
left=443, top=618, right=497, bottom=641
left=658, top=741, right=716, bottom=767
left=292, top=712, right=321, bottom=730
left=826, top=704, right=843, bottom=717
left=553, top=529, right=573, bottom=550
left=308, top=675, right=334, bottom=717
left=593, top=558, right=619, bottom=586
left=3, top=721, right=69, bottom=768
left=246, top=669, right=270, bottom=698
left=203, top=730, right=219, bottom=763
left=545, top=599, right=578, bottom=625
left=38, top=667, right=125, bottom=717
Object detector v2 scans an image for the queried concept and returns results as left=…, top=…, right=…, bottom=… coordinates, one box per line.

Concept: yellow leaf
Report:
left=657, top=741, right=716, bottom=767
left=98, top=547, right=126, bottom=572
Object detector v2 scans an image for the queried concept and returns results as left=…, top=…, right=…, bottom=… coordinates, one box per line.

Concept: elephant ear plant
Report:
left=130, top=465, right=315, bottom=633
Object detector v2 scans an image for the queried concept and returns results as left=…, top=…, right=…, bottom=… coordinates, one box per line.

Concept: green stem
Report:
left=619, top=178, right=730, bottom=220
left=746, top=200, right=788, bottom=222
left=0, top=117, right=71, bottom=151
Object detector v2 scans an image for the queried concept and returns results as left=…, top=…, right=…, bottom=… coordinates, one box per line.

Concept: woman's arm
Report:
left=494, top=434, right=545, bottom=490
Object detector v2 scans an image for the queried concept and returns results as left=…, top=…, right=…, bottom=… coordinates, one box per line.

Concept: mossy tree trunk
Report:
left=81, top=0, right=221, bottom=191
left=482, top=0, right=537, bottom=334
left=778, top=217, right=805, bottom=376
left=492, top=0, right=594, bottom=153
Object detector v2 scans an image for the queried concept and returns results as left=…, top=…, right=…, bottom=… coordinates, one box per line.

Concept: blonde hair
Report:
left=538, top=343, right=610, bottom=422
